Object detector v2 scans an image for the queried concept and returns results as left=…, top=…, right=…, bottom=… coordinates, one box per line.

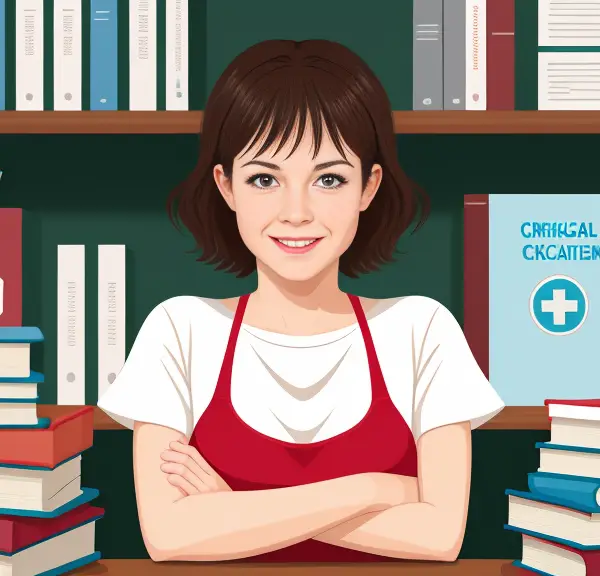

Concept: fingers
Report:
left=160, top=450, right=218, bottom=491
left=166, top=473, right=203, bottom=496
left=161, top=462, right=211, bottom=494
left=168, top=441, right=216, bottom=476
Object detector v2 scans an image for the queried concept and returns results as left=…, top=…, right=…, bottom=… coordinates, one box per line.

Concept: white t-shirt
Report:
left=97, top=295, right=505, bottom=442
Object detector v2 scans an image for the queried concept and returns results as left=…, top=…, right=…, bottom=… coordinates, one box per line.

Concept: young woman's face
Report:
left=214, top=123, right=382, bottom=282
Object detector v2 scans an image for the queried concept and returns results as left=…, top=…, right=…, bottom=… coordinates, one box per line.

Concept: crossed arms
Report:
left=132, top=420, right=472, bottom=562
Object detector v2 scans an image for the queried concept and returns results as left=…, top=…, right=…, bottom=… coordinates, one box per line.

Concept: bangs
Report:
left=217, top=65, right=378, bottom=168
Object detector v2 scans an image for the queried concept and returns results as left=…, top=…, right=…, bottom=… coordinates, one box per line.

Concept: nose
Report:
left=278, top=186, right=314, bottom=226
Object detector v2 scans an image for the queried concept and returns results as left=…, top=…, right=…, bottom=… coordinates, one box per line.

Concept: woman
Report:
left=98, top=39, right=504, bottom=563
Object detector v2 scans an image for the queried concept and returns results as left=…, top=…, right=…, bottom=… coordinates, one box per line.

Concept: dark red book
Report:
left=463, top=194, right=489, bottom=377
left=0, top=208, right=23, bottom=326
left=487, top=0, right=515, bottom=110
left=0, top=504, right=104, bottom=554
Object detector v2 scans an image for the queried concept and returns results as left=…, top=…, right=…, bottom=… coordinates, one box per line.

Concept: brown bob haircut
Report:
left=167, top=39, right=429, bottom=278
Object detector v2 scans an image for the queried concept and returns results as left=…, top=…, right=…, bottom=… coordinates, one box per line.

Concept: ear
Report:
left=213, top=164, right=236, bottom=211
left=359, top=164, right=383, bottom=212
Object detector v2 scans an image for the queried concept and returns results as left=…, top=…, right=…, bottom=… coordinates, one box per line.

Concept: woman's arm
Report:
left=134, top=422, right=418, bottom=562
left=313, top=422, right=472, bottom=561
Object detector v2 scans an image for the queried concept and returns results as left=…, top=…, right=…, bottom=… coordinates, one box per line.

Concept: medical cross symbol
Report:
left=541, top=289, right=578, bottom=325
left=529, top=275, right=588, bottom=336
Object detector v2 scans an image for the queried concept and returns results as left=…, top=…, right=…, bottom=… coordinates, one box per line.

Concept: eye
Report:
left=315, top=173, right=348, bottom=190
left=245, top=173, right=279, bottom=189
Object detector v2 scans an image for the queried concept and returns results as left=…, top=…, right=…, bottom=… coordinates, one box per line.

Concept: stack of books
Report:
left=505, top=398, right=600, bottom=575
left=0, top=326, right=104, bottom=575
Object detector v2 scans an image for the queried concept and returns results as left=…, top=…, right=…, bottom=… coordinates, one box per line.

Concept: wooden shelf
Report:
left=1, top=110, right=600, bottom=134
left=71, top=558, right=519, bottom=575
left=36, top=405, right=549, bottom=431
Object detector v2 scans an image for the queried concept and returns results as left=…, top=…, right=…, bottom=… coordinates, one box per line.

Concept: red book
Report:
left=463, top=194, right=489, bottom=377
left=0, top=208, right=23, bottom=326
left=0, top=504, right=104, bottom=554
left=545, top=398, right=600, bottom=422
left=0, top=407, right=94, bottom=468
left=487, top=0, right=515, bottom=110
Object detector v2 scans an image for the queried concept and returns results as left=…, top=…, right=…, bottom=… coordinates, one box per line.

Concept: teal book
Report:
left=464, top=194, right=600, bottom=405
left=529, top=471, right=600, bottom=512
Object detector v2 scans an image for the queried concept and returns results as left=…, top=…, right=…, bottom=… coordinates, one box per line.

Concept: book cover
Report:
left=529, top=471, right=600, bottom=512
left=487, top=0, right=514, bottom=109
left=90, top=0, right=118, bottom=110
left=464, top=194, right=600, bottom=405
left=54, top=0, right=82, bottom=111
left=166, top=0, right=188, bottom=110
left=443, top=0, right=465, bottom=110
left=0, top=209, right=22, bottom=326
left=413, top=0, right=443, bottom=110
left=15, top=0, right=43, bottom=111
left=466, top=0, right=486, bottom=109
left=130, top=0, right=156, bottom=110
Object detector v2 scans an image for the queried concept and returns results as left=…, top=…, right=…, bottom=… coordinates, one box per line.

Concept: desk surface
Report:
left=72, top=559, right=522, bottom=575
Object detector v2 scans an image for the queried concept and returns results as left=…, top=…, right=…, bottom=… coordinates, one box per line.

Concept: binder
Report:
left=54, top=0, right=82, bottom=111
left=16, top=0, right=44, bottom=111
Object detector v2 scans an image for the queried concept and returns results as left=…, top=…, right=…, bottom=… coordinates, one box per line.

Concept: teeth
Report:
left=277, top=239, right=317, bottom=248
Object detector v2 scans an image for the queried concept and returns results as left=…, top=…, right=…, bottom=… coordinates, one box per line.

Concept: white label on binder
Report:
left=166, top=0, right=188, bottom=110
left=98, top=245, right=126, bottom=400
left=54, top=0, right=82, bottom=110
left=130, top=0, right=157, bottom=110
left=16, top=0, right=44, bottom=111
left=57, top=245, right=85, bottom=404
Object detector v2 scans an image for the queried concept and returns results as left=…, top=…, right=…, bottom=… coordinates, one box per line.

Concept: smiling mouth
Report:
left=270, top=236, right=323, bottom=254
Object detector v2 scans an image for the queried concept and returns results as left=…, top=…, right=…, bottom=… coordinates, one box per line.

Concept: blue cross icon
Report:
left=529, top=275, right=588, bottom=335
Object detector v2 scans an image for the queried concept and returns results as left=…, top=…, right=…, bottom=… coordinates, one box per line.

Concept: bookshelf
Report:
left=1, top=111, right=600, bottom=134
left=37, top=405, right=549, bottom=431
left=71, top=559, right=518, bottom=575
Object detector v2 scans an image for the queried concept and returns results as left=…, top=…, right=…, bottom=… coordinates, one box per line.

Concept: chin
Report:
left=269, top=262, right=330, bottom=283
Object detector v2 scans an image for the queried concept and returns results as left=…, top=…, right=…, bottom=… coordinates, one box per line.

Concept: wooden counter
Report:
left=71, top=559, right=521, bottom=575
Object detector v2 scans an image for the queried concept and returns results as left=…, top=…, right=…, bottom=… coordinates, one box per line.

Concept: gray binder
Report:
left=413, top=0, right=443, bottom=110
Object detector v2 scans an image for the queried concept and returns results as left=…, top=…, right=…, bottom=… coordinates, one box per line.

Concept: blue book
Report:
left=529, top=471, right=600, bottom=513
left=90, top=0, right=118, bottom=110
left=0, top=370, right=44, bottom=383
left=0, top=0, right=4, bottom=110
left=465, top=194, right=600, bottom=404
left=0, top=327, right=43, bottom=343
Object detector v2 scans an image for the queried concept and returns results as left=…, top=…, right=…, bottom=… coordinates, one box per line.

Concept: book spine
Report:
left=57, top=245, right=85, bottom=405
left=465, top=0, right=486, bottom=109
left=90, top=0, right=117, bottom=110
left=166, top=0, right=188, bottom=110
left=15, top=0, right=43, bottom=111
left=129, top=0, right=156, bottom=110
left=54, top=0, right=82, bottom=111
left=487, top=0, right=514, bottom=110
left=528, top=473, right=600, bottom=512
left=443, top=0, right=465, bottom=109
left=413, top=0, right=443, bottom=110
left=98, top=245, right=126, bottom=400
left=515, top=0, right=537, bottom=110
left=0, top=0, right=4, bottom=110
left=0, top=209, right=22, bottom=327
left=464, top=194, right=489, bottom=377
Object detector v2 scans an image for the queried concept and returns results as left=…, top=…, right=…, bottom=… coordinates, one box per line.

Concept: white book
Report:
left=166, top=0, right=189, bottom=110
left=539, top=0, right=600, bottom=47
left=16, top=0, right=44, bottom=111
left=465, top=0, right=486, bottom=110
left=130, top=0, right=157, bottom=110
left=538, top=52, right=600, bottom=110
left=98, top=245, right=126, bottom=400
left=54, top=0, right=82, bottom=110
left=0, top=402, right=37, bottom=426
left=57, top=245, right=85, bottom=405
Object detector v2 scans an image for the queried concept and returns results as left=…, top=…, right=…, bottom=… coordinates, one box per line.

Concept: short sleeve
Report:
left=412, top=302, right=505, bottom=439
left=97, top=302, right=192, bottom=437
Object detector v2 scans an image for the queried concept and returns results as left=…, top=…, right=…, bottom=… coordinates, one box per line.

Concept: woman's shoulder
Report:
left=362, top=294, right=452, bottom=322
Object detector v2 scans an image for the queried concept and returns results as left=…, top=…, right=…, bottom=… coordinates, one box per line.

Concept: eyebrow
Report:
left=241, top=159, right=354, bottom=171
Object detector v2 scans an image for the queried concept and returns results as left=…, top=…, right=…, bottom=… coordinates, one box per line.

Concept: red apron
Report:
left=190, top=293, right=418, bottom=562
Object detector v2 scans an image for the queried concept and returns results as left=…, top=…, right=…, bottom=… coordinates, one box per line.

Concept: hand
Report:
left=160, top=440, right=232, bottom=497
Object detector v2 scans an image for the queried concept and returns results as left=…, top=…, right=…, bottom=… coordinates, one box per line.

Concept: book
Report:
left=443, top=0, right=465, bottom=110
left=54, top=0, right=82, bottom=111
left=0, top=455, right=82, bottom=512
left=166, top=0, right=188, bottom=110
left=0, top=372, right=43, bottom=401
left=0, top=327, right=43, bottom=379
left=0, top=209, right=22, bottom=327
left=90, top=0, right=118, bottom=110
left=538, top=0, right=600, bottom=110
left=508, top=530, right=600, bottom=575
left=464, top=194, right=600, bottom=404
left=466, top=0, right=486, bottom=109
left=529, top=471, right=600, bottom=512
left=15, top=0, right=43, bottom=111
left=413, top=0, right=443, bottom=110
left=0, top=0, right=5, bottom=111
left=98, top=245, right=126, bottom=400
left=486, top=0, right=514, bottom=110
left=0, top=503, right=103, bottom=554
left=546, top=398, right=600, bottom=449
left=130, top=0, right=157, bottom=110
left=0, top=399, right=38, bottom=427
left=0, top=407, right=93, bottom=468
left=506, top=488, right=600, bottom=547
left=537, top=442, right=600, bottom=479
left=57, top=245, right=85, bottom=405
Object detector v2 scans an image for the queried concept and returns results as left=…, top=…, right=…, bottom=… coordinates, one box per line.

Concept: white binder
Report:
left=16, top=0, right=44, bottom=111
left=54, top=0, right=82, bottom=111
